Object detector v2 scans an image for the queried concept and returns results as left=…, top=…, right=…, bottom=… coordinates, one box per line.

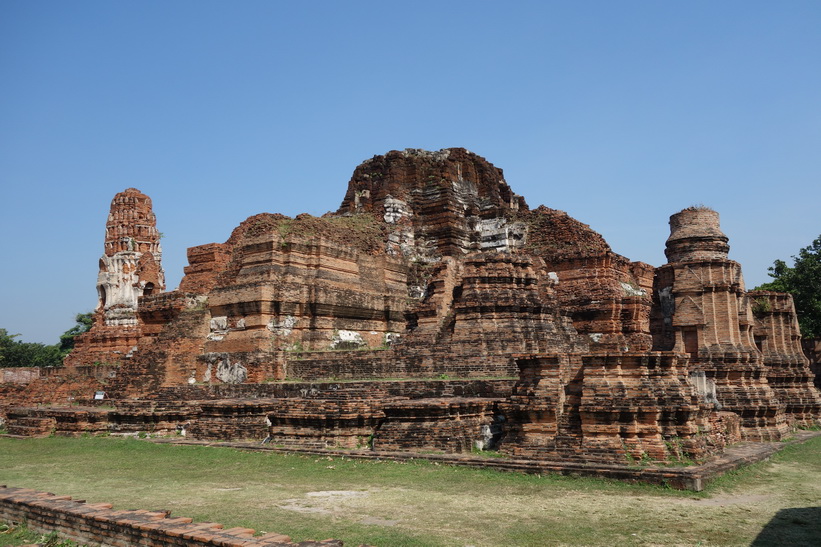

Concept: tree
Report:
left=756, top=235, right=821, bottom=339
left=0, top=312, right=93, bottom=368
left=0, top=328, right=64, bottom=368
left=0, top=329, right=18, bottom=366
left=59, top=312, right=93, bottom=353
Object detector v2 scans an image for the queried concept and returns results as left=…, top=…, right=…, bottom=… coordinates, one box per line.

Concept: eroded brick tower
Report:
left=97, top=188, right=164, bottom=323
left=652, top=207, right=789, bottom=440
left=749, top=290, right=821, bottom=426
left=66, top=188, right=164, bottom=367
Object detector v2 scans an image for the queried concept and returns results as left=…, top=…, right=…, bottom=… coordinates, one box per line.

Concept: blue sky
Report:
left=1, top=1, right=819, bottom=344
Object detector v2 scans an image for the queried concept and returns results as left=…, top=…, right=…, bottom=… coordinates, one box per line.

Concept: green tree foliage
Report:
left=0, top=312, right=93, bottom=368
left=0, top=328, right=64, bottom=367
left=756, top=235, right=821, bottom=339
left=59, top=312, right=93, bottom=352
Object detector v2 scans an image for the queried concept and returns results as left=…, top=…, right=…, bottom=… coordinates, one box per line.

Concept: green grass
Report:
left=1, top=436, right=820, bottom=546
left=0, top=523, right=76, bottom=546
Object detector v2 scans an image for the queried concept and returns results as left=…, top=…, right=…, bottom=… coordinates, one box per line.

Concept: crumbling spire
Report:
left=96, top=188, right=165, bottom=326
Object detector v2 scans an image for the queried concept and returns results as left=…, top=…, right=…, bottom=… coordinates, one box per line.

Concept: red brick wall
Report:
left=0, top=367, right=42, bottom=385
left=0, top=486, right=340, bottom=546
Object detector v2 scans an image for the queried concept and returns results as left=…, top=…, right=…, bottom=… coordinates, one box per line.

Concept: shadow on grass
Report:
left=751, top=506, right=821, bottom=546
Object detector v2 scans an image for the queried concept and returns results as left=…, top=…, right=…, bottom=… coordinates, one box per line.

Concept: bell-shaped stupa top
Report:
left=665, top=206, right=729, bottom=263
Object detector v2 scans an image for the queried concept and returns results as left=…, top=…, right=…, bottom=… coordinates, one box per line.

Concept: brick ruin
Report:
left=65, top=188, right=165, bottom=368
left=3, top=148, right=820, bottom=468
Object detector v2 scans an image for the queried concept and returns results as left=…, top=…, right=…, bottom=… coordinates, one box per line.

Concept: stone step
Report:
left=6, top=423, right=53, bottom=437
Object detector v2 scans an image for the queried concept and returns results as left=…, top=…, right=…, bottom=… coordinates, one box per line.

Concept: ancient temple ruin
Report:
left=2, top=148, right=819, bottom=469
left=66, top=188, right=165, bottom=367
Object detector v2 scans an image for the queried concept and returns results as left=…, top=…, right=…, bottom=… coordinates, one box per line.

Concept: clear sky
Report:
left=1, top=1, right=819, bottom=344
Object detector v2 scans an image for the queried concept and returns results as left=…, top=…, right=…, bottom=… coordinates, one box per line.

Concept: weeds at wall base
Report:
left=0, top=521, right=77, bottom=547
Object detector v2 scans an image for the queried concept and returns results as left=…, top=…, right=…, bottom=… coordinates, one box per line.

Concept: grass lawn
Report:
left=0, top=523, right=76, bottom=546
left=1, top=435, right=820, bottom=546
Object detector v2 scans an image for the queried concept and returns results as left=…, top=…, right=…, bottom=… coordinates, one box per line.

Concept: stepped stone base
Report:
left=374, top=397, right=502, bottom=453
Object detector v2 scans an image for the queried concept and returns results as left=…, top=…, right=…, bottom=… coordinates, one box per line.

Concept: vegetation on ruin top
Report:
left=230, top=212, right=386, bottom=255
left=1, top=435, right=819, bottom=546
left=683, top=203, right=716, bottom=212
left=516, top=205, right=612, bottom=261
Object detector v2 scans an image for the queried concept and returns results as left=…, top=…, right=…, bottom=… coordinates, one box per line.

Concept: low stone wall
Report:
left=190, top=399, right=281, bottom=441
left=0, top=486, right=341, bottom=546
left=375, top=398, right=501, bottom=453
left=266, top=389, right=390, bottom=449
left=148, top=379, right=516, bottom=402
left=0, top=372, right=106, bottom=423
left=285, top=349, right=516, bottom=381
left=1, top=367, right=43, bottom=385
left=4, top=380, right=517, bottom=441
left=5, top=403, right=194, bottom=438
